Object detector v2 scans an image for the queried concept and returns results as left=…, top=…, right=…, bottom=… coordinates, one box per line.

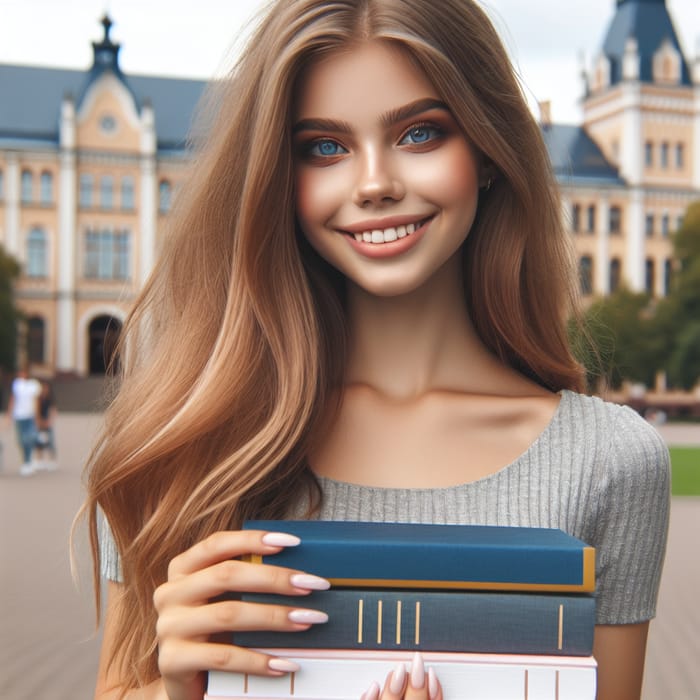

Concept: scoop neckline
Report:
left=315, top=389, right=571, bottom=493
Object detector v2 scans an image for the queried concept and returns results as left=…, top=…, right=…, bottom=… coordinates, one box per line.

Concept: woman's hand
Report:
left=360, top=653, right=443, bottom=700
left=153, top=529, right=331, bottom=700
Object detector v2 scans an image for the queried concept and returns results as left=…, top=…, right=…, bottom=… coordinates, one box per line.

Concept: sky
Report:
left=1, top=0, right=699, bottom=124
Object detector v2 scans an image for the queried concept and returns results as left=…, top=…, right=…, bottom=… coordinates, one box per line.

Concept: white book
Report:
left=207, top=649, right=597, bottom=700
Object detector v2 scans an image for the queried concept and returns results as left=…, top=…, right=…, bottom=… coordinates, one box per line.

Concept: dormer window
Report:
left=653, top=39, right=681, bottom=85
left=592, top=54, right=611, bottom=91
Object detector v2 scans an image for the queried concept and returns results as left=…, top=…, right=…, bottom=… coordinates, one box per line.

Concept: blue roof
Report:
left=0, top=63, right=208, bottom=152
left=602, top=0, right=691, bottom=86
left=541, top=124, right=625, bottom=186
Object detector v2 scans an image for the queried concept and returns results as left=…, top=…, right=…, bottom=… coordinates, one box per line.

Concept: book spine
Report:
left=207, top=650, right=597, bottom=700
left=242, top=520, right=595, bottom=593
left=234, top=590, right=595, bottom=656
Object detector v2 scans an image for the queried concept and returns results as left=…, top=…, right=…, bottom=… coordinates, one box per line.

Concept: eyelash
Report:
left=298, top=120, right=446, bottom=161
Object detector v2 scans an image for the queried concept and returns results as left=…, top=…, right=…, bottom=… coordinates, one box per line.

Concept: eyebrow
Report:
left=293, top=98, right=450, bottom=135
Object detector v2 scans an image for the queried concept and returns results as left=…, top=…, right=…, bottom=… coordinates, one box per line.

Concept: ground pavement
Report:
left=0, top=414, right=698, bottom=699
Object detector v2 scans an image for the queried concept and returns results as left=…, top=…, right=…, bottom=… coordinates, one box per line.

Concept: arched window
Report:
left=586, top=205, right=596, bottom=233
left=676, top=143, right=684, bottom=169
left=21, top=169, right=33, bottom=203
left=644, top=141, right=653, bottom=167
left=579, top=256, right=593, bottom=295
left=661, top=214, right=670, bottom=237
left=27, top=316, right=45, bottom=364
left=664, top=258, right=673, bottom=296
left=26, top=227, right=47, bottom=277
left=609, top=258, right=621, bottom=293
left=100, top=175, right=114, bottom=210
left=645, top=258, right=655, bottom=295
left=645, top=213, right=654, bottom=238
left=609, top=206, right=622, bottom=234
left=660, top=142, right=669, bottom=169
left=159, top=179, right=172, bottom=213
left=79, top=173, right=94, bottom=208
left=121, top=176, right=135, bottom=210
left=40, top=171, right=53, bottom=205
left=571, top=203, right=581, bottom=233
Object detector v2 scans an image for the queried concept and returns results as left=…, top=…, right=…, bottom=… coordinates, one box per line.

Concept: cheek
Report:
left=295, top=168, right=339, bottom=233
left=409, top=143, right=480, bottom=205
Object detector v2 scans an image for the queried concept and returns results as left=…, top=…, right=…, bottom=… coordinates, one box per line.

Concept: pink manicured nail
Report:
left=289, top=573, right=331, bottom=590
left=288, top=609, right=329, bottom=624
left=410, top=652, right=425, bottom=689
left=362, top=682, right=380, bottom=700
left=268, top=658, right=300, bottom=673
left=389, top=662, right=407, bottom=693
left=428, top=667, right=440, bottom=700
left=261, top=532, right=301, bottom=547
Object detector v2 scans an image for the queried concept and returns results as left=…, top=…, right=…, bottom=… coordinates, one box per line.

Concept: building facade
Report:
left=1, top=2, right=699, bottom=376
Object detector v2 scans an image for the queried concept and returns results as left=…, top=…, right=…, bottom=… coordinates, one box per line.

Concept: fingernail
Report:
left=268, top=658, right=300, bottom=673
left=288, top=609, right=329, bottom=624
left=363, top=682, right=380, bottom=700
left=389, top=662, right=407, bottom=693
left=428, top=667, right=439, bottom=700
left=410, top=651, right=425, bottom=689
left=289, top=573, right=331, bottom=590
left=261, top=532, right=301, bottom=547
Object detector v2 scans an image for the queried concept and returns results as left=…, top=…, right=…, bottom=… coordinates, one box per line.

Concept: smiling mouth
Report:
left=347, top=217, right=433, bottom=244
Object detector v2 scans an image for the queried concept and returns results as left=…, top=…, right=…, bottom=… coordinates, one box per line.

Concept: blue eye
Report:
left=308, top=139, right=347, bottom=157
left=400, top=125, right=441, bottom=145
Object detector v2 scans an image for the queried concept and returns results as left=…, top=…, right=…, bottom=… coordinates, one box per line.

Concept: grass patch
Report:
left=670, top=447, right=700, bottom=495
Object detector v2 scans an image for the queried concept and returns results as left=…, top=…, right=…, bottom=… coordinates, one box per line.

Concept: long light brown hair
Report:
left=81, top=0, right=584, bottom=689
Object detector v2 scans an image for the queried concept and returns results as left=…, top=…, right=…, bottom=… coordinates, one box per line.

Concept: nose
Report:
left=352, top=147, right=405, bottom=207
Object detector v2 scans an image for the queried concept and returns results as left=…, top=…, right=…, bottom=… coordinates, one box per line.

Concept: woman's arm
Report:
left=593, top=622, right=650, bottom=700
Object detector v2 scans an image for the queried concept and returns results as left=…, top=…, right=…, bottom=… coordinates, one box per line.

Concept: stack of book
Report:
left=206, top=521, right=597, bottom=700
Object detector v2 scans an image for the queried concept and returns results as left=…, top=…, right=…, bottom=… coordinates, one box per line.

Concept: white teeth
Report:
left=353, top=218, right=426, bottom=244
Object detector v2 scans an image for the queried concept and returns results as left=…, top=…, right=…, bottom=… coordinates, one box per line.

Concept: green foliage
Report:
left=0, top=244, right=21, bottom=372
left=669, top=447, right=700, bottom=496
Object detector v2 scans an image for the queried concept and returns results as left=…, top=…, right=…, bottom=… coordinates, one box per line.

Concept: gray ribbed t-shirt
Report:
left=99, top=390, right=670, bottom=625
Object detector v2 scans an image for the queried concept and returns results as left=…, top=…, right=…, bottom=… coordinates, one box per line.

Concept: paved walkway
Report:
left=0, top=415, right=698, bottom=699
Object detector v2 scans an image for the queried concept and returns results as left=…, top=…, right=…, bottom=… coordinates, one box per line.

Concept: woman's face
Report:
left=293, top=41, right=483, bottom=297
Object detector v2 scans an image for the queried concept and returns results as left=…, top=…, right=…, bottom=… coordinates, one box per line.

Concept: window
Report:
left=664, top=258, right=673, bottom=296
left=84, top=228, right=131, bottom=280
left=579, top=256, right=593, bottom=295
left=21, top=170, right=33, bottom=203
left=121, top=176, right=135, bottom=211
left=27, top=316, right=45, bottom=365
left=159, top=179, right=172, bottom=213
left=644, top=141, right=653, bottom=167
left=660, top=142, right=669, bottom=169
left=586, top=205, right=596, bottom=233
left=645, top=258, right=655, bottom=295
left=661, top=214, right=670, bottom=237
left=100, top=175, right=114, bottom=210
left=676, top=143, right=684, bottom=169
left=571, top=204, right=581, bottom=233
left=609, top=206, right=621, bottom=234
left=645, top=213, right=655, bottom=238
left=40, top=171, right=53, bottom=206
left=677, top=215, right=684, bottom=231
left=26, top=227, right=47, bottom=277
left=79, top=174, right=94, bottom=208
left=609, top=258, right=621, bottom=293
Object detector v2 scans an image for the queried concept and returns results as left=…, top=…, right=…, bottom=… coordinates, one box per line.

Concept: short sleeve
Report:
left=98, top=512, right=124, bottom=582
left=591, top=405, right=670, bottom=624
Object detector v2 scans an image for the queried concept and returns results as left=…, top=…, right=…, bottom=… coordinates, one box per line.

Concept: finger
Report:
left=427, top=667, right=443, bottom=700
left=168, top=530, right=301, bottom=579
left=403, top=653, right=432, bottom=700
left=158, top=639, right=300, bottom=679
left=377, top=662, right=407, bottom=699
left=156, top=599, right=328, bottom=639
left=154, top=558, right=329, bottom=609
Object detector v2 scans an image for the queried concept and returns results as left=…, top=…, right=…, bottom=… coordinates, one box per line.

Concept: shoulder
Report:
left=559, top=390, right=670, bottom=494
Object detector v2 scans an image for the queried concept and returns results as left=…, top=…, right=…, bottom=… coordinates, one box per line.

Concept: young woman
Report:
left=84, top=2, right=670, bottom=699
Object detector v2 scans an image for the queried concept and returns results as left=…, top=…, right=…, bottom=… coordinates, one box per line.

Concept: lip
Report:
left=339, top=214, right=434, bottom=235
left=344, top=215, right=434, bottom=259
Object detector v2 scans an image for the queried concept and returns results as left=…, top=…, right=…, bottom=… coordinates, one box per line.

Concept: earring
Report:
left=485, top=177, right=494, bottom=191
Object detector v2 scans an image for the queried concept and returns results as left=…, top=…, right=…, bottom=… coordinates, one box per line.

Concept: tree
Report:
left=0, top=244, right=21, bottom=373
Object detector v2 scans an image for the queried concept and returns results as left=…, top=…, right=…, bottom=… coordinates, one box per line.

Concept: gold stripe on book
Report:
left=357, top=599, right=364, bottom=644
left=377, top=600, right=383, bottom=644
left=396, top=600, right=402, bottom=645
left=558, top=604, right=564, bottom=650
left=415, top=601, right=421, bottom=645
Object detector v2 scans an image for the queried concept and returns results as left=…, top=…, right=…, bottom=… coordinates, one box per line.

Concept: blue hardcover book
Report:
left=242, top=521, right=595, bottom=592
left=234, top=589, right=596, bottom=656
